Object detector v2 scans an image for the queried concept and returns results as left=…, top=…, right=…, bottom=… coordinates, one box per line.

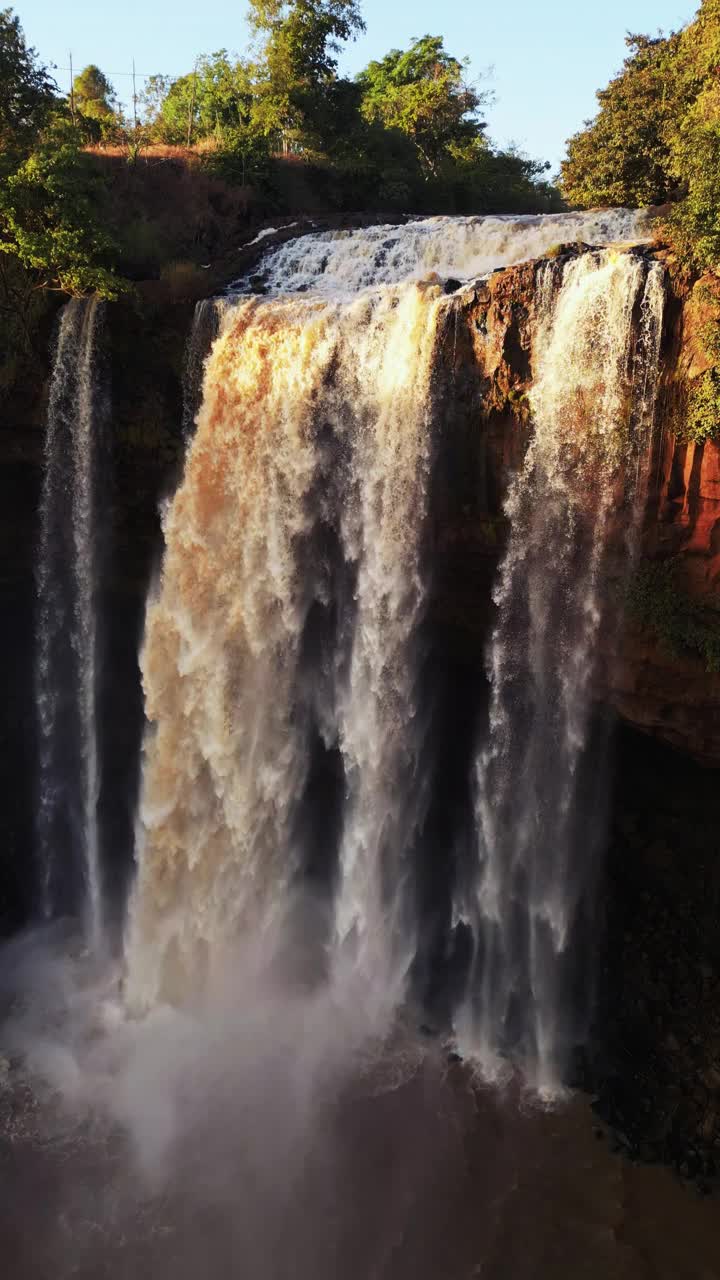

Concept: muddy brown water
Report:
left=2, top=1050, right=720, bottom=1280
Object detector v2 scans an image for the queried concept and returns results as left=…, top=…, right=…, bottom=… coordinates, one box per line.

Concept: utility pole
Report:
left=132, top=57, right=138, bottom=133
left=69, top=50, right=76, bottom=126
left=187, top=61, right=197, bottom=148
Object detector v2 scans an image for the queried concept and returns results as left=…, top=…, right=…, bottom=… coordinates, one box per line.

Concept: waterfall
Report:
left=181, top=299, right=226, bottom=439
left=456, top=252, right=665, bottom=1094
left=35, top=297, right=105, bottom=951
left=125, top=283, right=445, bottom=1011
left=123, top=215, right=665, bottom=1092
left=244, top=208, right=651, bottom=295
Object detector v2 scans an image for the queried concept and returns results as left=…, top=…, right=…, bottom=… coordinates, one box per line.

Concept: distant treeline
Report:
left=0, top=1, right=565, bottom=393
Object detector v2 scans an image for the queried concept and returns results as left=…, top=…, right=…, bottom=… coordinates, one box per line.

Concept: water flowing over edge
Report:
left=25, top=219, right=668, bottom=1112
left=454, top=251, right=665, bottom=1095
left=35, top=297, right=105, bottom=952
left=125, top=281, right=446, bottom=1016
left=244, top=208, right=654, bottom=297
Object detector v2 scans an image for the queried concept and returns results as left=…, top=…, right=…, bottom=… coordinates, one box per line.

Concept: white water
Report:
left=330, top=287, right=440, bottom=1001
left=35, top=298, right=104, bottom=951
left=456, top=251, right=665, bottom=1094
left=125, top=215, right=665, bottom=1095
left=125, top=282, right=445, bottom=1012
left=247, top=209, right=652, bottom=296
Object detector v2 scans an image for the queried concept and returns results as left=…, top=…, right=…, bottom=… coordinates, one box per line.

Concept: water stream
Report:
left=35, top=297, right=104, bottom=952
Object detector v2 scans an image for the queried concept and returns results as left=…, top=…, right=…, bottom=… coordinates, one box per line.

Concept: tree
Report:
left=0, top=7, right=58, bottom=157
left=560, top=33, right=686, bottom=208
left=248, top=0, right=364, bottom=145
left=156, top=53, right=254, bottom=144
left=72, top=64, right=118, bottom=122
left=558, top=1, right=720, bottom=272
left=138, top=74, right=173, bottom=129
left=0, top=124, right=125, bottom=299
left=358, top=36, right=488, bottom=177
left=248, top=0, right=364, bottom=80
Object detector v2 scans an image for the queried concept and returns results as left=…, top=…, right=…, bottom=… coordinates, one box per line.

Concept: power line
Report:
left=56, top=67, right=180, bottom=79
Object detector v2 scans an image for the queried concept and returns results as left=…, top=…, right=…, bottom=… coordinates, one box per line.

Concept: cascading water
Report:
left=455, top=251, right=665, bottom=1094
left=181, top=298, right=227, bottom=439
left=35, top=297, right=105, bottom=951
left=125, top=211, right=664, bottom=1089
left=125, top=283, right=444, bottom=1011
left=244, top=208, right=652, bottom=295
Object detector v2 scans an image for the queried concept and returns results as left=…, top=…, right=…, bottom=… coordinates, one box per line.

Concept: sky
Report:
left=18, top=0, right=695, bottom=173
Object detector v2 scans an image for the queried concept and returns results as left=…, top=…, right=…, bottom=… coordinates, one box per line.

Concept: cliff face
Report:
left=606, top=265, right=720, bottom=766
left=428, top=251, right=720, bottom=767
left=608, top=430, right=720, bottom=765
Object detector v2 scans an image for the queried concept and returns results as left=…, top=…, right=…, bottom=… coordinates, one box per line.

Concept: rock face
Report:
left=429, top=251, right=720, bottom=767
left=594, top=724, right=720, bottom=1183
left=604, top=265, right=720, bottom=766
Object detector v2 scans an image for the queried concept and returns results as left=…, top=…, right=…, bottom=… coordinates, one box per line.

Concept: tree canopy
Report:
left=0, top=130, right=123, bottom=297
left=247, top=0, right=364, bottom=145
left=559, top=0, right=720, bottom=271
left=155, top=53, right=254, bottom=144
left=358, top=36, right=488, bottom=176
left=0, top=7, right=57, bottom=157
left=561, top=34, right=685, bottom=209
left=0, top=15, right=125, bottom=314
left=72, top=64, right=117, bottom=122
left=248, top=0, right=365, bottom=81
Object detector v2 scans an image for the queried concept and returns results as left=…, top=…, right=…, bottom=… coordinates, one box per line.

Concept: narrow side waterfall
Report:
left=35, top=298, right=105, bottom=950
left=125, top=283, right=444, bottom=1011
left=181, top=298, right=226, bottom=439
left=457, top=252, right=665, bottom=1094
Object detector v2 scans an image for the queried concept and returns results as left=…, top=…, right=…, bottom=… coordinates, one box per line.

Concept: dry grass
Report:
left=84, top=139, right=220, bottom=163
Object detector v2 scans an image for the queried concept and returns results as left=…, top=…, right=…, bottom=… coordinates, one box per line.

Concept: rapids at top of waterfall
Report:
left=241, top=208, right=653, bottom=298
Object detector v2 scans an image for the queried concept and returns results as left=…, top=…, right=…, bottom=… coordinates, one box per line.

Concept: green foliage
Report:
left=559, top=1, right=720, bottom=275
left=665, top=82, right=720, bottom=271
left=0, top=253, right=50, bottom=376
left=628, top=561, right=720, bottom=672
left=248, top=0, right=364, bottom=145
left=561, top=34, right=685, bottom=208
left=156, top=52, right=254, bottom=144
left=0, top=126, right=126, bottom=298
left=358, top=36, right=487, bottom=177
left=130, top=9, right=558, bottom=214
left=72, top=64, right=117, bottom=121
left=681, top=368, right=720, bottom=443
left=201, top=126, right=272, bottom=186
left=0, top=7, right=58, bottom=157
left=248, top=0, right=364, bottom=81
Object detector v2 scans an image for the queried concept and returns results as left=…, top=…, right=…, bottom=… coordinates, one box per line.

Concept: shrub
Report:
left=627, top=561, right=720, bottom=672
left=683, top=368, right=720, bottom=444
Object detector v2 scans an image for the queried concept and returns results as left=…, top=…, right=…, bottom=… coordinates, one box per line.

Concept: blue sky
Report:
left=18, top=0, right=694, bottom=172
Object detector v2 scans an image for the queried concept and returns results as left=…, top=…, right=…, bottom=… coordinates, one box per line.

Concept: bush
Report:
left=627, top=561, right=720, bottom=672
left=683, top=368, right=720, bottom=444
